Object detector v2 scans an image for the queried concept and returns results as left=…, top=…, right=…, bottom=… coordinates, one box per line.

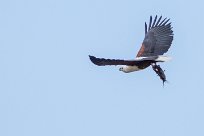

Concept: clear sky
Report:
left=1, top=0, right=204, bottom=136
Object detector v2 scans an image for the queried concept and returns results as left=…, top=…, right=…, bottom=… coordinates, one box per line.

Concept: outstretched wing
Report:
left=137, top=15, right=174, bottom=57
left=89, top=55, right=161, bottom=66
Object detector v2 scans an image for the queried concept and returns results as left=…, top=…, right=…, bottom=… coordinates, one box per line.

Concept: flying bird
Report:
left=89, top=15, right=174, bottom=84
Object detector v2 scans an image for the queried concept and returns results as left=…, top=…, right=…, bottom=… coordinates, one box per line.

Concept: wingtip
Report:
left=145, top=22, right=147, bottom=34
left=89, top=55, right=95, bottom=59
left=89, top=55, right=100, bottom=66
left=89, top=55, right=95, bottom=61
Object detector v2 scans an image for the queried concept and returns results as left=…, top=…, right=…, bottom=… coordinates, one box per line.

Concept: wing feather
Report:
left=145, top=22, right=147, bottom=34
left=89, top=55, right=160, bottom=66
left=152, top=15, right=157, bottom=27
left=148, top=16, right=152, bottom=31
left=162, top=19, right=170, bottom=26
left=158, top=17, right=167, bottom=26
left=155, top=16, right=162, bottom=27
left=136, top=15, right=174, bottom=57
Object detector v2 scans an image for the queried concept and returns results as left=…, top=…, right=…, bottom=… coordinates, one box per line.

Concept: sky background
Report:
left=1, top=0, right=204, bottom=136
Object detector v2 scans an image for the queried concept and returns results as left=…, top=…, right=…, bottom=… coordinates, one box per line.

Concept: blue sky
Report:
left=1, top=0, right=204, bottom=136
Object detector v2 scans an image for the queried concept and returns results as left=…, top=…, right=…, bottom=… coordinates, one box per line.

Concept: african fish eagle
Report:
left=89, top=15, right=174, bottom=84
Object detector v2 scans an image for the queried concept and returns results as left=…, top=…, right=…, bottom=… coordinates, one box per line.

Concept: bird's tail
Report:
left=156, top=56, right=172, bottom=62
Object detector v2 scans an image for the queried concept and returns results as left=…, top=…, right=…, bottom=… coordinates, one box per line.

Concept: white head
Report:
left=119, top=67, right=126, bottom=72
left=119, top=66, right=130, bottom=73
left=119, top=66, right=141, bottom=73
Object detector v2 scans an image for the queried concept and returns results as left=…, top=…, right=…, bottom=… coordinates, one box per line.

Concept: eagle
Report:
left=89, top=15, right=174, bottom=85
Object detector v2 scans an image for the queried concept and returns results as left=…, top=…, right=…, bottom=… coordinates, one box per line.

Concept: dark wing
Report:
left=89, top=55, right=162, bottom=66
left=137, top=15, right=174, bottom=57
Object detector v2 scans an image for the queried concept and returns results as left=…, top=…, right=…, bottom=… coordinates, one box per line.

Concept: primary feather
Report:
left=137, top=16, right=173, bottom=57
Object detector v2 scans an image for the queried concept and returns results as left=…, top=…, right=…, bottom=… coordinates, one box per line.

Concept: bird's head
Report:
left=119, top=66, right=128, bottom=73
left=119, top=67, right=124, bottom=72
